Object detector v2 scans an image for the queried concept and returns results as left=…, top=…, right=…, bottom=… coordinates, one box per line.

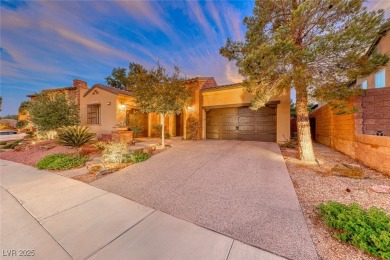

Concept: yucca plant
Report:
left=57, top=126, right=95, bottom=147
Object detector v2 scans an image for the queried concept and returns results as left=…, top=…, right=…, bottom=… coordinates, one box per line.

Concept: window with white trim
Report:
left=375, top=70, right=385, bottom=88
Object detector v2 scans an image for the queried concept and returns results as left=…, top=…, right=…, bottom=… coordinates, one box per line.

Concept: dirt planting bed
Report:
left=0, top=140, right=75, bottom=167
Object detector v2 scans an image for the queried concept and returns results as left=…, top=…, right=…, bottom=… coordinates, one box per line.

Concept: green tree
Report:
left=106, top=63, right=193, bottom=147
left=29, top=92, right=79, bottom=131
left=1, top=114, right=18, bottom=120
left=18, top=101, right=31, bottom=115
left=105, top=67, right=130, bottom=89
left=220, top=0, right=389, bottom=162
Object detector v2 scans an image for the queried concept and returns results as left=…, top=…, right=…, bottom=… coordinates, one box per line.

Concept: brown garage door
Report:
left=206, top=106, right=276, bottom=142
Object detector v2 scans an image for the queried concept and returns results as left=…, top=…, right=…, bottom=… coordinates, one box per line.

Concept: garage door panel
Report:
left=206, top=133, right=220, bottom=139
left=206, top=106, right=276, bottom=142
left=220, top=107, right=238, bottom=115
left=239, top=133, right=257, bottom=141
left=238, top=116, right=255, bottom=124
left=238, top=125, right=256, bottom=131
left=238, top=107, right=255, bottom=115
left=221, top=125, right=237, bottom=131
left=207, top=125, right=220, bottom=133
left=257, top=116, right=276, bottom=122
left=222, top=116, right=238, bottom=125
left=257, top=125, right=276, bottom=132
left=221, top=132, right=239, bottom=140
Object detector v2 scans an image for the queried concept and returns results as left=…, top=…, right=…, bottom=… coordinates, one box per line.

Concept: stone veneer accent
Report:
left=111, top=130, right=134, bottom=144
left=360, top=88, right=390, bottom=136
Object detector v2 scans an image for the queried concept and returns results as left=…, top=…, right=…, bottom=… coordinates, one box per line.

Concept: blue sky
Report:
left=1, top=0, right=389, bottom=115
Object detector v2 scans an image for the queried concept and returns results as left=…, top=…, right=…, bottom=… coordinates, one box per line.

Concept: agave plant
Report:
left=57, top=126, right=96, bottom=147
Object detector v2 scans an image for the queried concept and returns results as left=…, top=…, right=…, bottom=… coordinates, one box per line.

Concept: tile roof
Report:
left=83, top=84, right=133, bottom=97
left=202, top=82, right=242, bottom=91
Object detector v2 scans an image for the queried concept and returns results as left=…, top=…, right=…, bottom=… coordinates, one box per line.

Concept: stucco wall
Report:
left=201, top=86, right=291, bottom=142
left=81, top=88, right=120, bottom=137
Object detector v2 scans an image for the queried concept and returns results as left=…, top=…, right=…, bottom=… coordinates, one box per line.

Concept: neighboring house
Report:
left=310, top=24, right=390, bottom=175
left=25, top=77, right=290, bottom=143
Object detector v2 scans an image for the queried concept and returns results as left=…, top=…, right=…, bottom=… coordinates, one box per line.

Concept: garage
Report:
left=206, top=106, right=276, bottom=142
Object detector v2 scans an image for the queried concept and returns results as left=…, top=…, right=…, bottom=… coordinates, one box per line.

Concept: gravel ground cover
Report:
left=280, top=142, right=390, bottom=260
left=0, top=141, right=73, bottom=167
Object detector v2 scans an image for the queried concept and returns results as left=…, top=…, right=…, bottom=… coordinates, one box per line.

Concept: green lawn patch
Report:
left=36, top=153, right=88, bottom=170
left=318, top=201, right=390, bottom=259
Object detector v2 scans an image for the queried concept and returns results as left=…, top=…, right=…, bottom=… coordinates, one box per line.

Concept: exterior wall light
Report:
left=187, top=106, right=193, bottom=111
left=120, top=104, right=126, bottom=110
left=107, top=102, right=111, bottom=105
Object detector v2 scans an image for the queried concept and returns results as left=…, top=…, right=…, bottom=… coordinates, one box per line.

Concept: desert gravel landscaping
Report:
left=281, top=142, right=390, bottom=260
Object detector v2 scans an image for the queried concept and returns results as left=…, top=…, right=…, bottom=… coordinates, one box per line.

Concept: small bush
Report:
left=36, top=130, right=57, bottom=140
left=102, top=142, right=128, bottom=164
left=16, top=120, right=29, bottom=130
left=93, top=141, right=107, bottom=151
left=58, top=126, right=95, bottom=147
left=3, top=139, right=22, bottom=149
left=36, top=153, right=88, bottom=170
left=280, top=138, right=298, bottom=148
left=0, top=141, right=7, bottom=145
left=318, top=201, right=390, bottom=259
left=122, top=152, right=151, bottom=163
left=0, top=122, right=11, bottom=130
left=151, top=124, right=162, bottom=137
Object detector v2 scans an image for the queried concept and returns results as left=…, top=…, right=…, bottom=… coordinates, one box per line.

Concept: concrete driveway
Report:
left=92, top=140, right=318, bottom=260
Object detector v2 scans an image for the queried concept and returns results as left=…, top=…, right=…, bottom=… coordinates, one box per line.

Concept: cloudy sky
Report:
left=1, top=0, right=389, bottom=115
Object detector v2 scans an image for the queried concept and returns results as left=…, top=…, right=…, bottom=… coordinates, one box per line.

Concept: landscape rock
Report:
left=330, top=163, right=365, bottom=179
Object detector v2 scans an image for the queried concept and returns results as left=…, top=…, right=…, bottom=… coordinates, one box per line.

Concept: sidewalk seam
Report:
left=225, top=240, right=235, bottom=260
left=1, top=187, right=74, bottom=260
left=85, top=209, right=157, bottom=259
left=36, top=192, right=109, bottom=222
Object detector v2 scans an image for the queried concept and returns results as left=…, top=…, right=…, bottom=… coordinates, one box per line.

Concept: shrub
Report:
left=0, top=141, right=7, bottom=145
left=28, top=92, right=79, bottom=131
left=3, top=139, right=22, bottom=149
left=102, top=142, right=128, bottom=164
left=318, top=201, right=390, bottom=259
left=58, top=126, right=95, bottom=147
left=0, top=121, right=11, bottom=130
left=36, top=153, right=88, bottom=170
left=36, top=130, right=57, bottom=140
left=151, top=124, right=162, bottom=137
left=93, top=141, right=107, bottom=151
left=280, top=138, right=298, bottom=148
left=122, top=152, right=151, bottom=163
left=16, top=120, right=29, bottom=130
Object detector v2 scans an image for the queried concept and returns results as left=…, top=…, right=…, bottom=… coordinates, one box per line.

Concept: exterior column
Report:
left=148, top=113, right=152, bottom=137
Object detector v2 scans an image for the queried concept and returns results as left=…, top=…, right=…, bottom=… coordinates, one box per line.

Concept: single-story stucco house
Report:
left=24, top=77, right=290, bottom=143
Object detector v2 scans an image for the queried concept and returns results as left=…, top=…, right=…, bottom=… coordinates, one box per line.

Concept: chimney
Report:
left=73, top=79, right=88, bottom=89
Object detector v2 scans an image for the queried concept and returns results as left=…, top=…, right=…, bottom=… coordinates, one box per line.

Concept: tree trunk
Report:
left=295, top=87, right=316, bottom=162
left=160, top=113, right=165, bottom=147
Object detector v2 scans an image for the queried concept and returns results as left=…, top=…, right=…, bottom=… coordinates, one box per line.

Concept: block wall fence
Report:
left=310, top=88, right=390, bottom=176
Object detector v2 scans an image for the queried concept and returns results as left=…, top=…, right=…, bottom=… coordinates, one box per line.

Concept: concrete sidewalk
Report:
left=0, top=159, right=284, bottom=260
